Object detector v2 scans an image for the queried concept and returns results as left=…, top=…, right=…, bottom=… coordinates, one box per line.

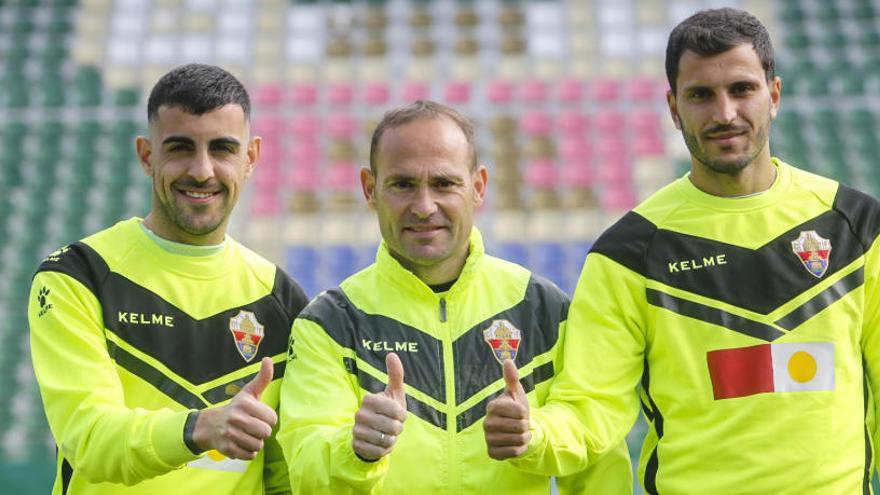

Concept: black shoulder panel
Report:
left=34, top=242, right=109, bottom=296
left=833, top=184, right=880, bottom=251
left=589, top=211, right=657, bottom=276
left=297, top=288, right=357, bottom=350
left=271, top=266, right=310, bottom=327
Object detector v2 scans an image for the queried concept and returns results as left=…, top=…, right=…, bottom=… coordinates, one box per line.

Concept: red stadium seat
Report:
left=524, top=159, right=558, bottom=189
left=327, top=113, right=357, bottom=139
left=288, top=114, right=321, bottom=139
left=250, top=190, right=282, bottom=216
left=253, top=115, right=284, bottom=139
left=327, top=83, right=354, bottom=105
left=625, top=76, right=665, bottom=102
left=326, top=161, right=360, bottom=191
left=286, top=165, right=320, bottom=192
left=560, top=160, right=596, bottom=187
left=589, top=78, right=621, bottom=102
left=253, top=83, right=282, bottom=106
left=364, top=82, right=390, bottom=105
left=557, top=111, right=589, bottom=135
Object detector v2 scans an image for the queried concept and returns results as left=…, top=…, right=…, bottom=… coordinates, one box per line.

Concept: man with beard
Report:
left=542, top=8, right=880, bottom=494
left=28, top=64, right=308, bottom=495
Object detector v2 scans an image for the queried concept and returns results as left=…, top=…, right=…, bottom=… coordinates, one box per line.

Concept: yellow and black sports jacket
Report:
left=278, top=228, right=632, bottom=494
left=28, top=218, right=308, bottom=495
left=555, top=160, right=880, bottom=494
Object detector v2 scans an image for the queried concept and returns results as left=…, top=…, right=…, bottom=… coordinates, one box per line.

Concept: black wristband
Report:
left=183, top=411, right=204, bottom=455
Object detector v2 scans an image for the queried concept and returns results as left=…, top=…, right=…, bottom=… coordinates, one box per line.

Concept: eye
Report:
left=166, top=142, right=192, bottom=152
left=390, top=179, right=414, bottom=190
left=435, top=178, right=455, bottom=188
left=210, top=143, right=237, bottom=154
left=688, top=88, right=712, bottom=100
left=730, top=82, right=756, bottom=95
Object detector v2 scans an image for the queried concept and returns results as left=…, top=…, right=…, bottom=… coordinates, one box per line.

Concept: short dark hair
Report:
left=146, top=63, right=251, bottom=122
left=665, top=8, right=775, bottom=92
left=369, top=100, right=477, bottom=174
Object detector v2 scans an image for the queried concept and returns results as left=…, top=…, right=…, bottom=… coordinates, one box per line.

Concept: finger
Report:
left=352, top=438, right=391, bottom=462
left=484, top=415, right=529, bottom=434
left=485, top=431, right=532, bottom=448
left=233, top=397, right=279, bottom=428
left=384, top=353, right=405, bottom=403
left=502, top=359, right=523, bottom=397
left=241, top=357, right=274, bottom=399
left=221, top=429, right=266, bottom=454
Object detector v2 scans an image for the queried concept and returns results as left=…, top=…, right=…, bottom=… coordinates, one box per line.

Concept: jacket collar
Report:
left=375, top=227, right=485, bottom=299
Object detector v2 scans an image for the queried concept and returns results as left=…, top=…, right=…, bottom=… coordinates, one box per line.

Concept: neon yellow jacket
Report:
left=278, top=228, right=632, bottom=494
left=28, top=218, right=308, bottom=495
left=555, top=161, right=880, bottom=493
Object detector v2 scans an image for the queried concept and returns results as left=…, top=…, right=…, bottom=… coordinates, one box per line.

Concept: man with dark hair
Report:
left=28, top=63, right=308, bottom=494
left=541, top=7, right=880, bottom=493
left=277, top=100, right=631, bottom=493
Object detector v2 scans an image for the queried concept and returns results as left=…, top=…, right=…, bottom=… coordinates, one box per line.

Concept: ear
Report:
left=135, top=136, right=152, bottom=176
left=666, top=89, right=682, bottom=130
left=360, top=167, right=377, bottom=208
left=472, top=165, right=489, bottom=207
left=769, top=76, right=781, bottom=120
left=245, top=136, right=261, bottom=178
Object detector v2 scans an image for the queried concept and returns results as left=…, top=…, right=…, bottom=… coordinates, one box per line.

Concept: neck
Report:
left=392, top=251, right=468, bottom=287
left=688, top=152, right=776, bottom=198
left=142, top=212, right=227, bottom=246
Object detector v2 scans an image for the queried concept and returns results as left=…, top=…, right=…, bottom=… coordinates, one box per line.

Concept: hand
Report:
left=193, top=357, right=278, bottom=460
left=352, top=353, right=407, bottom=461
left=483, top=359, right=531, bottom=460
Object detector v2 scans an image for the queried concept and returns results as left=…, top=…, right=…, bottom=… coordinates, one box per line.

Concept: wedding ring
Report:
left=379, top=431, right=386, bottom=444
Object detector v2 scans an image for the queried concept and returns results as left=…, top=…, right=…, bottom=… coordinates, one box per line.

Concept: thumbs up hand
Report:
left=483, top=359, right=531, bottom=460
left=352, top=353, right=408, bottom=461
left=192, top=357, right=279, bottom=460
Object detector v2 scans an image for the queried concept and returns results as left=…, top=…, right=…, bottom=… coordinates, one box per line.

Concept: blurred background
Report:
left=1, top=0, right=879, bottom=492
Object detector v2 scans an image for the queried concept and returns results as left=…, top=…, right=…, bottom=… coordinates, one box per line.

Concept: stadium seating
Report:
left=3, top=0, right=879, bottom=493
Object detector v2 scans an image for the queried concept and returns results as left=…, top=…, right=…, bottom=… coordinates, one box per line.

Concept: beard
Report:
left=681, top=115, right=771, bottom=175
left=153, top=183, right=227, bottom=237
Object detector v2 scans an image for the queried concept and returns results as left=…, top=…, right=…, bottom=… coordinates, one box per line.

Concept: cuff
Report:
left=151, top=409, right=202, bottom=468
left=183, top=411, right=203, bottom=455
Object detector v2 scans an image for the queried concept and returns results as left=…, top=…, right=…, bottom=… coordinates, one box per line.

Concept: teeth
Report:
left=184, top=191, right=213, bottom=199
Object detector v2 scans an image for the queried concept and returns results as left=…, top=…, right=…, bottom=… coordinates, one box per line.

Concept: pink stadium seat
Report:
left=520, top=79, right=548, bottom=103
left=289, top=143, right=321, bottom=167
left=326, top=162, right=360, bottom=191
left=259, top=141, right=284, bottom=169
left=250, top=190, right=282, bottom=216
left=520, top=111, right=552, bottom=136
left=253, top=115, right=284, bottom=138
left=253, top=164, right=282, bottom=188
left=594, top=109, right=625, bottom=136
left=559, top=138, right=592, bottom=163
left=626, top=76, right=665, bottom=102
left=327, top=113, right=357, bottom=138
left=253, top=84, right=282, bottom=106
left=402, top=81, right=429, bottom=102
left=633, top=135, right=665, bottom=156
left=557, top=111, right=589, bottom=135
left=524, top=159, right=558, bottom=189
left=558, top=78, right=584, bottom=102
left=444, top=81, right=471, bottom=103
left=286, top=165, right=320, bottom=192
left=600, top=184, right=636, bottom=210
left=630, top=109, right=663, bottom=134
left=560, top=160, right=595, bottom=187
left=487, top=79, right=514, bottom=104
left=291, top=83, right=318, bottom=105
left=364, top=82, right=390, bottom=105
left=289, top=114, right=321, bottom=138
left=589, top=78, right=621, bottom=102
left=595, top=138, right=628, bottom=165
left=328, top=83, right=354, bottom=105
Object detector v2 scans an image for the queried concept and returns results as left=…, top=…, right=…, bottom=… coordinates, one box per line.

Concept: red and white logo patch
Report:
left=483, top=319, right=521, bottom=365
left=791, top=230, right=832, bottom=278
left=229, top=310, right=264, bottom=362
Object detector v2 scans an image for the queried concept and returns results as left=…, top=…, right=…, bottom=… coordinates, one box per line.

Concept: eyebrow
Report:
left=161, top=136, right=242, bottom=147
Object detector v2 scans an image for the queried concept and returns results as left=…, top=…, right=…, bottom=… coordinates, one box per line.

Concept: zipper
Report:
left=439, top=297, right=447, bottom=322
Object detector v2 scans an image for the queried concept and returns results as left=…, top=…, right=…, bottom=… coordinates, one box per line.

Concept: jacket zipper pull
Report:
left=439, top=297, right=447, bottom=322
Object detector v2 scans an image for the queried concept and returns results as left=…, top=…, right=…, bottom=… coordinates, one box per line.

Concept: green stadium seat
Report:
left=75, top=66, right=103, bottom=107
left=114, top=88, right=140, bottom=107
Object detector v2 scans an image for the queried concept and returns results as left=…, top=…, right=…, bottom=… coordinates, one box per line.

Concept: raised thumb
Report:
left=502, top=359, right=523, bottom=398
left=384, top=352, right=405, bottom=402
left=242, top=356, right=274, bottom=399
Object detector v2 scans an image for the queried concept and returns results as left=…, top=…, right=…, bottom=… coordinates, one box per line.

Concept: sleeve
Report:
left=28, top=270, right=198, bottom=486
left=262, top=420, right=291, bottom=495
left=278, top=317, right=388, bottom=494
left=860, top=234, right=880, bottom=465
left=511, top=252, right=645, bottom=476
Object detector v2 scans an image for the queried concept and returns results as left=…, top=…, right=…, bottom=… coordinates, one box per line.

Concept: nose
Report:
left=410, top=185, right=438, bottom=219
left=187, top=148, right=215, bottom=182
left=712, top=93, right=737, bottom=125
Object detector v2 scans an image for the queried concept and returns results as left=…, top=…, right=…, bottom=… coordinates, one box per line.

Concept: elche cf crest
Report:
left=483, top=319, right=522, bottom=365
left=791, top=230, right=832, bottom=278
left=229, top=310, right=265, bottom=362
